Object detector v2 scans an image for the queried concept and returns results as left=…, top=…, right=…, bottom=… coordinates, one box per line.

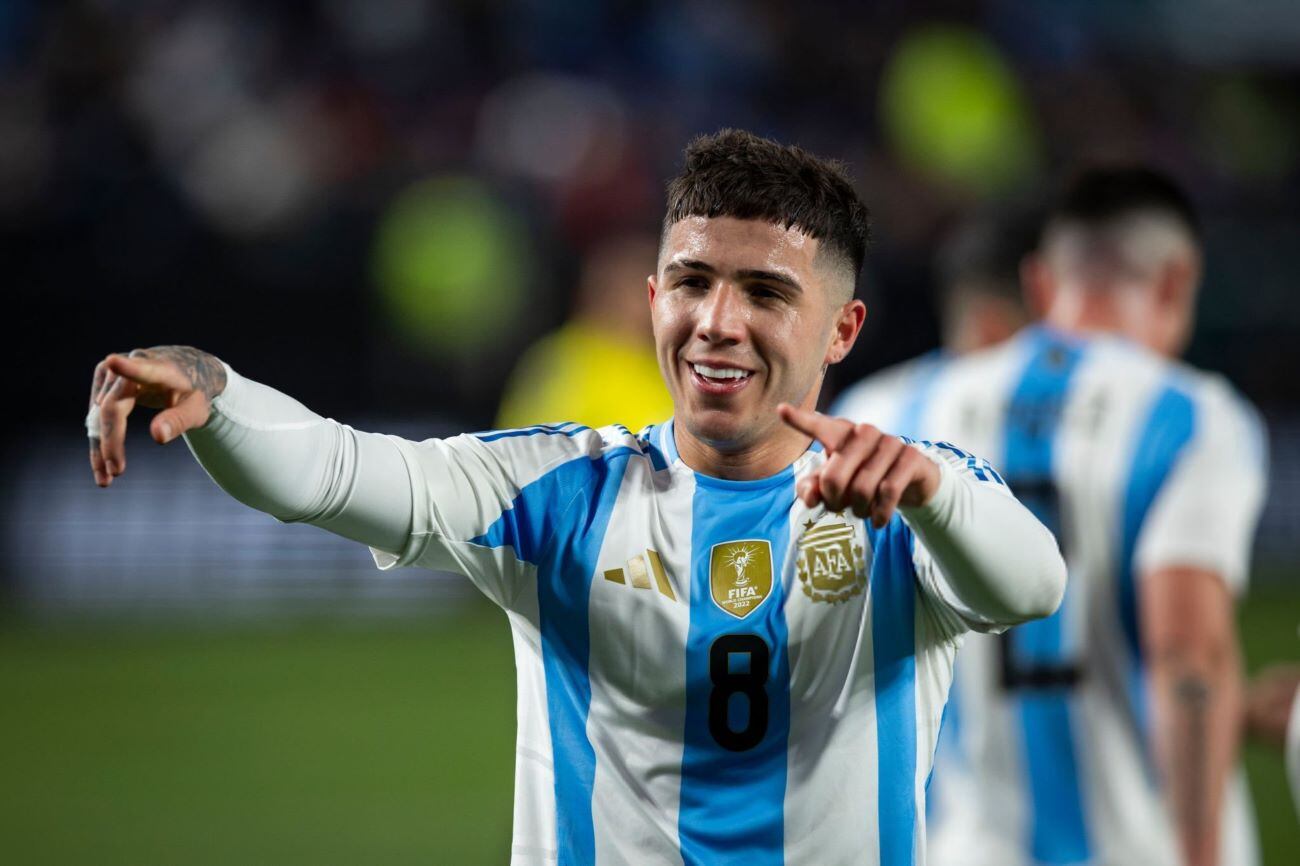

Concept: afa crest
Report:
left=709, top=540, right=773, bottom=619
left=796, top=517, right=866, bottom=604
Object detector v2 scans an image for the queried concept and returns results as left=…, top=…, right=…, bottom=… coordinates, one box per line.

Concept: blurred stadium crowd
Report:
left=5, top=0, right=1300, bottom=612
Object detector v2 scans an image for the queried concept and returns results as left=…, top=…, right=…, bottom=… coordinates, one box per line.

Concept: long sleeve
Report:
left=901, top=441, right=1067, bottom=634
left=182, top=364, right=415, bottom=556
left=181, top=365, right=635, bottom=609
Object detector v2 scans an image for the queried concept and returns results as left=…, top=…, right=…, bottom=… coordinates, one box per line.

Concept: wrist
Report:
left=901, top=452, right=953, bottom=518
left=184, top=362, right=242, bottom=439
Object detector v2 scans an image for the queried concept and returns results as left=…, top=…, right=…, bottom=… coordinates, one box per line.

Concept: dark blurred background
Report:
left=1, top=1, right=1297, bottom=863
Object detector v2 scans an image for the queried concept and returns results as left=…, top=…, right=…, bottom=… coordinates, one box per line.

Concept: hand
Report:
left=1244, top=664, right=1300, bottom=747
left=88, top=346, right=227, bottom=487
left=778, top=403, right=941, bottom=528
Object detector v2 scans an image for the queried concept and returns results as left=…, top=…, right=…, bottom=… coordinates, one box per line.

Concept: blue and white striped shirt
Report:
left=369, top=419, right=1016, bottom=865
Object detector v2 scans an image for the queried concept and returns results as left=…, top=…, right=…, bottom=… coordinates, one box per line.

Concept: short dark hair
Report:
left=935, top=205, right=1041, bottom=307
left=663, top=129, right=871, bottom=283
left=1048, top=165, right=1201, bottom=243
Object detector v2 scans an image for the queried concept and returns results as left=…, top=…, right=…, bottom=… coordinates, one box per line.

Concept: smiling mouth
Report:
left=687, top=361, right=754, bottom=395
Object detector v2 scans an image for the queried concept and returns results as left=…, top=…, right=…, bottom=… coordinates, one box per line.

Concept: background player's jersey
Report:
left=832, top=350, right=948, bottom=438
left=368, top=420, right=1010, bottom=866
left=903, top=325, right=1267, bottom=866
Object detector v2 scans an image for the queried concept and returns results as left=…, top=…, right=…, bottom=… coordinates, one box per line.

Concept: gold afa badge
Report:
left=710, top=540, right=773, bottom=619
left=797, top=517, right=866, bottom=603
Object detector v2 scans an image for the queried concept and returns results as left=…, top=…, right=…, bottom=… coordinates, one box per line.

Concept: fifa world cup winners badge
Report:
left=710, top=541, right=773, bottom=619
left=796, top=517, right=867, bottom=603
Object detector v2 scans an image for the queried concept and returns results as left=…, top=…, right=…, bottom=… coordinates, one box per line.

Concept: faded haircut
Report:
left=1047, top=165, right=1200, bottom=243
left=662, top=129, right=871, bottom=295
left=1042, top=166, right=1202, bottom=282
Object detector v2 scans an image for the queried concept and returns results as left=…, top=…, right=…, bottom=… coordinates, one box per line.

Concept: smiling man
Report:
left=86, top=130, right=1065, bottom=865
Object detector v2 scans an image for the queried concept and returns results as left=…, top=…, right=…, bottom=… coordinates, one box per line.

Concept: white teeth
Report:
left=692, top=363, right=751, bottom=380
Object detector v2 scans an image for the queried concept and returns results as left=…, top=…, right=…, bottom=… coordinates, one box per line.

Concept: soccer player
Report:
left=85, top=130, right=1066, bottom=865
left=905, top=168, right=1268, bottom=866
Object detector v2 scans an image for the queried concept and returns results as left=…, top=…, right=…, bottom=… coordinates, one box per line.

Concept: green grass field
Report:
left=1, top=589, right=1296, bottom=865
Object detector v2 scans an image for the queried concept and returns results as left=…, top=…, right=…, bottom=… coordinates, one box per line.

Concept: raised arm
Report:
left=778, top=404, right=1066, bottom=629
left=87, top=348, right=412, bottom=554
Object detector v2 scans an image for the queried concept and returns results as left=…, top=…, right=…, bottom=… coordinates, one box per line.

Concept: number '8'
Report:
left=708, top=633, right=770, bottom=751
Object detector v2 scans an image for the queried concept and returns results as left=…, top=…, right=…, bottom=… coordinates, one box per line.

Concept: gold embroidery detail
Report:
left=603, top=550, right=676, bottom=601
left=710, top=540, right=773, bottom=619
left=796, top=517, right=866, bottom=604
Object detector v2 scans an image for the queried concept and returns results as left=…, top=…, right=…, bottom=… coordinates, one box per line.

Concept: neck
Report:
left=1044, top=293, right=1127, bottom=339
left=674, top=422, right=813, bottom=480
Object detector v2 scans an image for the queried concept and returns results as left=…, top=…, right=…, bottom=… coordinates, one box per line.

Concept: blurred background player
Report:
left=914, top=167, right=1268, bottom=866
left=497, top=232, right=672, bottom=431
left=833, top=206, right=1037, bottom=436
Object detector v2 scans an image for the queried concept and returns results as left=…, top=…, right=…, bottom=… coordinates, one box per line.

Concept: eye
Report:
left=676, top=275, right=710, bottom=290
left=750, top=285, right=784, bottom=301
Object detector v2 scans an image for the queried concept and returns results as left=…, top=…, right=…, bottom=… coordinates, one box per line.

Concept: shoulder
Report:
left=1176, top=366, right=1268, bottom=466
left=1181, top=366, right=1262, bottom=426
left=436, top=422, right=660, bottom=494
left=465, top=421, right=651, bottom=462
left=1106, top=349, right=1264, bottom=443
left=1077, top=348, right=1269, bottom=479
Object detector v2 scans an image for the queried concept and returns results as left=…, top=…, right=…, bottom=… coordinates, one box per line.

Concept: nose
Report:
left=695, top=282, right=746, bottom=346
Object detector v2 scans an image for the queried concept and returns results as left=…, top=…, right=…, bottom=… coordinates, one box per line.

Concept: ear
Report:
left=825, top=299, right=867, bottom=365
left=1158, top=255, right=1198, bottom=311
left=647, top=274, right=658, bottom=306
left=1020, top=253, right=1053, bottom=318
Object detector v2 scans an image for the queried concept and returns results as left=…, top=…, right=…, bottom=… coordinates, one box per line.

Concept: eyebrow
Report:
left=664, top=258, right=803, bottom=293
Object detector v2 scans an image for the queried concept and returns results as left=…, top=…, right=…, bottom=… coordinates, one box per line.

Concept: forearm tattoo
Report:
left=136, top=345, right=227, bottom=400
left=1172, top=674, right=1211, bottom=834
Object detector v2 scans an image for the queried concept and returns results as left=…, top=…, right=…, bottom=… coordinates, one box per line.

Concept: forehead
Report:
left=659, top=216, right=821, bottom=276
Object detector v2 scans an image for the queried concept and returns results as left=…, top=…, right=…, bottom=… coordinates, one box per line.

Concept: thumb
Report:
left=151, top=390, right=211, bottom=444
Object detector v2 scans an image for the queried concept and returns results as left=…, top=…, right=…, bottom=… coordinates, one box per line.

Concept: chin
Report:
left=681, top=408, right=759, bottom=451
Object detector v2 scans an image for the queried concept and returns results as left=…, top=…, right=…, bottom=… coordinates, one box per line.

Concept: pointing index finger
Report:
left=778, top=403, right=853, bottom=454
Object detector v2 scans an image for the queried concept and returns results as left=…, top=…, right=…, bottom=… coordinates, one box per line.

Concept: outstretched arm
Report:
left=87, top=348, right=413, bottom=554
left=778, top=404, right=1065, bottom=628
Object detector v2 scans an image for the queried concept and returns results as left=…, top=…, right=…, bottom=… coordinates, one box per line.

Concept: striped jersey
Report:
left=369, top=419, right=1012, bottom=865
left=845, top=325, right=1267, bottom=866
